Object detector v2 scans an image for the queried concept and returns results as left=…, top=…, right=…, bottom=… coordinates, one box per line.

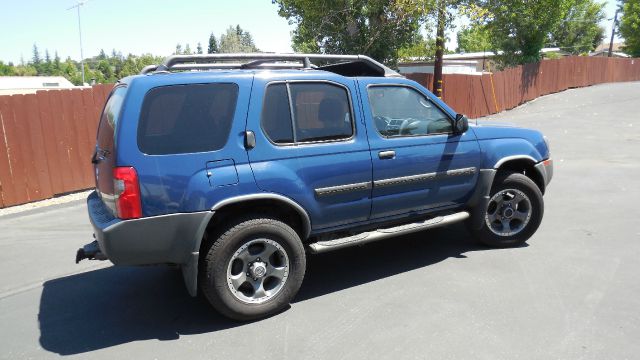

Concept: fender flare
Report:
left=181, top=193, right=312, bottom=297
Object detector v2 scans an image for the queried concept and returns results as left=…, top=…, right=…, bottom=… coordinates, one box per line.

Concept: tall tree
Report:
left=273, top=0, right=425, bottom=66
left=175, top=43, right=183, bottom=55
left=398, top=33, right=437, bottom=61
left=618, top=0, right=640, bottom=56
left=550, top=0, right=606, bottom=54
left=469, top=0, right=573, bottom=66
left=456, top=24, right=492, bottom=53
left=184, top=43, right=193, bottom=55
left=208, top=33, right=219, bottom=53
left=197, top=42, right=203, bottom=54
left=219, top=25, right=259, bottom=53
left=32, top=44, right=41, bottom=67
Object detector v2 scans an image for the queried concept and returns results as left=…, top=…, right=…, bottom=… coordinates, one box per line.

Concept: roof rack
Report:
left=139, top=53, right=402, bottom=78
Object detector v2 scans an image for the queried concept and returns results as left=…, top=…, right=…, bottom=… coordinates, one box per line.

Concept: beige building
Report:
left=0, top=76, right=77, bottom=96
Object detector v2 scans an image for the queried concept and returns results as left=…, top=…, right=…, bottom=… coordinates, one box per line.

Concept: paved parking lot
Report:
left=1, top=81, right=639, bottom=359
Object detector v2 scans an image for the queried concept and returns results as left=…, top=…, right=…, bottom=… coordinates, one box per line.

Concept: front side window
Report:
left=137, top=83, right=238, bottom=155
left=261, top=82, right=354, bottom=144
left=367, top=86, right=452, bottom=137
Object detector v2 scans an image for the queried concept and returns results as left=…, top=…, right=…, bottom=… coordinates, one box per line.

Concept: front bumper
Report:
left=534, top=158, right=554, bottom=188
left=86, top=191, right=210, bottom=265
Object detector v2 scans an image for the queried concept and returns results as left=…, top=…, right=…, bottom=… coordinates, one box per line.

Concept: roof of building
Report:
left=594, top=43, right=625, bottom=52
left=400, top=48, right=564, bottom=63
left=0, top=76, right=75, bottom=92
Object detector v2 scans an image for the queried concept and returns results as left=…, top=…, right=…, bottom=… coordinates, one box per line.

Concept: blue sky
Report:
left=0, top=0, right=622, bottom=64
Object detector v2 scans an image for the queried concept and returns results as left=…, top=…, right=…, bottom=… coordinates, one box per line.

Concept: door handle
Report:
left=378, top=150, right=396, bottom=160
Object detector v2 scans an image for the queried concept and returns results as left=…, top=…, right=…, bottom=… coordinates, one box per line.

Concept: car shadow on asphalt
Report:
left=38, top=223, right=518, bottom=355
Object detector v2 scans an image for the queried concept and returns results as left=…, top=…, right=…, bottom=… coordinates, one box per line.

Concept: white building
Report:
left=0, top=76, right=76, bottom=96
left=398, top=48, right=566, bottom=75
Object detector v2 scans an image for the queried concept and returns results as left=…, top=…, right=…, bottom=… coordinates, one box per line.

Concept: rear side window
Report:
left=261, top=84, right=294, bottom=144
left=137, top=83, right=239, bottom=155
left=261, top=82, right=353, bottom=144
left=96, top=86, right=126, bottom=151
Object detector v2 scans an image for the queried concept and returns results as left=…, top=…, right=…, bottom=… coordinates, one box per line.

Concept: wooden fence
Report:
left=0, top=84, right=112, bottom=208
left=405, top=56, right=640, bottom=119
left=0, top=56, right=639, bottom=208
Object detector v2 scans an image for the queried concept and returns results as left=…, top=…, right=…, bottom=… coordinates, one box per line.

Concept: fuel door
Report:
left=206, top=159, right=239, bottom=188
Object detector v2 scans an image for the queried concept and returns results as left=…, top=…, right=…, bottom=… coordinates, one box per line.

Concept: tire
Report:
left=469, top=171, right=544, bottom=247
left=200, top=215, right=306, bottom=321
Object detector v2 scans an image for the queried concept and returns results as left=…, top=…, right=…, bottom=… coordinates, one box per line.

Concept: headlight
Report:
left=543, top=136, right=550, bottom=156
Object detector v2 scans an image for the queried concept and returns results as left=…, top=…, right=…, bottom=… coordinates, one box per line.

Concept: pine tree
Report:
left=197, top=42, right=203, bottom=54
left=208, top=33, right=219, bottom=53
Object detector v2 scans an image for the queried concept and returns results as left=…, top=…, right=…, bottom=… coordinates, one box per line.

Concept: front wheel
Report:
left=200, top=216, right=306, bottom=321
left=469, top=171, right=544, bottom=247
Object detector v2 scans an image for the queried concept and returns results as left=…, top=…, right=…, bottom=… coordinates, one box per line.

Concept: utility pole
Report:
left=432, top=0, right=446, bottom=98
left=67, top=1, right=88, bottom=85
left=608, top=9, right=619, bottom=57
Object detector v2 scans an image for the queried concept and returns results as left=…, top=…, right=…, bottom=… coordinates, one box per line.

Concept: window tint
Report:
left=368, top=86, right=452, bottom=137
left=290, top=83, right=353, bottom=142
left=138, top=83, right=238, bottom=155
left=97, top=86, right=126, bottom=152
left=262, top=84, right=294, bottom=144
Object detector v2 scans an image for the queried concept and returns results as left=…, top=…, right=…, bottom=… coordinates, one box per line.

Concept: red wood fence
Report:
left=0, top=84, right=112, bottom=208
left=0, top=56, right=639, bottom=208
left=405, top=56, right=640, bottom=119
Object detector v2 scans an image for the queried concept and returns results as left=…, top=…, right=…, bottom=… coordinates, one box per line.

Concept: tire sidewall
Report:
left=203, top=218, right=306, bottom=320
left=478, top=172, right=544, bottom=247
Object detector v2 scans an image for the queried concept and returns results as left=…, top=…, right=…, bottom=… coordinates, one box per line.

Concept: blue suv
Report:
left=77, top=54, right=553, bottom=320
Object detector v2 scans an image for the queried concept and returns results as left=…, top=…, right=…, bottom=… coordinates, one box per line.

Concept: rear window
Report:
left=137, top=83, right=239, bottom=155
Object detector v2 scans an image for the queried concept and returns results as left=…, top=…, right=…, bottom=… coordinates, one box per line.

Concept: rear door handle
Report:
left=378, top=150, right=396, bottom=160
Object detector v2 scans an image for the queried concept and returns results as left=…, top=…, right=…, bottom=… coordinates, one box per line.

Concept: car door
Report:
left=247, top=73, right=373, bottom=231
left=359, top=79, right=481, bottom=220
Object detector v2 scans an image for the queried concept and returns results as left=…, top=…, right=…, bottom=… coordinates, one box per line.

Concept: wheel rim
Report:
left=226, top=238, right=289, bottom=304
left=485, top=188, right=532, bottom=237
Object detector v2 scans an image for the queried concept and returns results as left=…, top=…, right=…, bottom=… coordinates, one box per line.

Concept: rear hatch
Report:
left=93, top=86, right=127, bottom=215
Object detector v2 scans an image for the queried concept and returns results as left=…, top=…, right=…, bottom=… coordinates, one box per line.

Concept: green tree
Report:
left=398, top=33, right=436, bottom=61
left=219, top=25, right=259, bottom=53
left=208, top=33, right=219, bottom=53
left=619, top=0, right=640, bottom=56
left=0, top=61, right=17, bottom=76
left=456, top=24, right=492, bottom=53
left=184, top=43, right=193, bottom=55
left=470, top=0, right=573, bottom=66
left=197, top=42, right=203, bottom=54
left=53, top=51, right=62, bottom=75
left=273, top=0, right=424, bottom=66
left=32, top=43, right=42, bottom=71
left=175, top=43, right=183, bottom=55
left=550, top=0, right=605, bottom=54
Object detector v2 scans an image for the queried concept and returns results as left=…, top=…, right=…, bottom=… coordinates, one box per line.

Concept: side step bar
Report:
left=307, top=211, right=469, bottom=254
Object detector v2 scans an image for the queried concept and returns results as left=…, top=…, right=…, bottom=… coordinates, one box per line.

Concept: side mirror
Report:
left=454, top=114, right=469, bottom=134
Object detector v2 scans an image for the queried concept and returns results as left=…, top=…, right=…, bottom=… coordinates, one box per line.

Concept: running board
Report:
left=307, top=211, right=469, bottom=254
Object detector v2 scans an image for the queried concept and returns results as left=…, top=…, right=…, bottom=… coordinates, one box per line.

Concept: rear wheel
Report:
left=470, top=171, right=544, bottom=247
left=200, top=216, right=306, bottom=321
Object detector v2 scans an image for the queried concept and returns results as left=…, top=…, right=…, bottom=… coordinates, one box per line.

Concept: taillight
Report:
left=113, top=167, right=142, bottom=219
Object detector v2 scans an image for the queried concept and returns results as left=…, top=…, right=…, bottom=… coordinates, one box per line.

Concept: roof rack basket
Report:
left=140, top=53, right=401, bottom=78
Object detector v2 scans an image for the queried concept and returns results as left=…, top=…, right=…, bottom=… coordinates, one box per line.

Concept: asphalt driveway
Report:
left=1, top=81, right=639, bottom=359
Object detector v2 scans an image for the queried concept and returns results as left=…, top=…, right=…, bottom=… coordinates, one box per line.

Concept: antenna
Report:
left=67, top=0, right=89, bottom=85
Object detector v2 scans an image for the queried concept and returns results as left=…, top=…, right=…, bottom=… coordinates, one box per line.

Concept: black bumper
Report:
left=87, top=191, right=210, bottom=266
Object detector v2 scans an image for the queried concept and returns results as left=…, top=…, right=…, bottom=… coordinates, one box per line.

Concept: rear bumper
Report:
left=87, top=191, right=210, bottom=265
